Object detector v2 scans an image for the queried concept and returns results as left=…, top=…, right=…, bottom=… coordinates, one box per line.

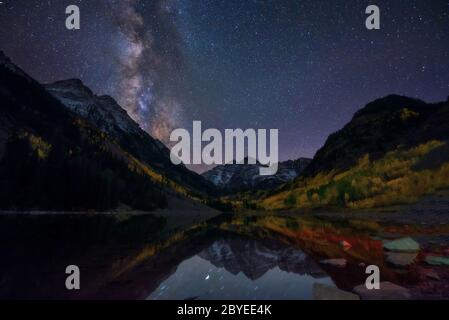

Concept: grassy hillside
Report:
left=260, top=95, right=449, bottom=211
left=262, top=140, right=449, bottom=210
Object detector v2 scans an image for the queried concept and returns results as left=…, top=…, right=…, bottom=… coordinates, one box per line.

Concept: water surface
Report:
left=1, top=213, right=448, bottom=300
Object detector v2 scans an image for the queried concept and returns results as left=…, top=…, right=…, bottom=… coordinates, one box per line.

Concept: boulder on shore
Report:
left=313, top=283, right=360, bottom=300
left=353, top=282, right=411, bottom=300
left=320, top=259, right=347, bottom=267
left=425, top=255, right=449, bottom=266
left=383, top=237, right=420, bottom=252
left=423, top=269, right=440, bottom=280
left=385, top=252, right=418, bottom=267
left=339, top=240, right=352, bottom=249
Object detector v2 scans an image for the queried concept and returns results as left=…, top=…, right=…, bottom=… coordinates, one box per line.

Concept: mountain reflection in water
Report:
left=148, top=235, right=333, bottom=300
left=1, top=213, right=448, bottom=300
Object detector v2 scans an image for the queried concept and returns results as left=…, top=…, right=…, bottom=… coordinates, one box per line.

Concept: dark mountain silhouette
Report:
left=2, top=51, right=448, bottom=212
left=262, top=95, right=449, bottom=210
left=305, top=95, right=449, bottom=176
left=44, top=79, right=215, bottom=195
left=0, top=52, right=215, bottom=211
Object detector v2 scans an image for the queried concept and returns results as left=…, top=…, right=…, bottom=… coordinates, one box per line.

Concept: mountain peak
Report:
left=0, top=50, right=9, bottom=61
left=305, top=94, right=448, bottom=176
left=45, top=78, right=144, bottom=138
left=202, top=157, right=311, bottom=191
left=0, top=53, right=217, bottom=210
left=45, top=79, right=94, bottom=97
left=97, top=94, right=119, bottom=104
left=0, top=51, right=32, bottom=81
left=353, top=94, right=426, bottom=119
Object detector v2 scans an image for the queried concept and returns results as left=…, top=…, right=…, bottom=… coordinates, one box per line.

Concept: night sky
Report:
left=1, top=0, right=448, bottom=172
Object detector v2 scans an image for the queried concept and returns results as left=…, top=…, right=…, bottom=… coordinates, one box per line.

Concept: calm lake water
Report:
left=0, top=213, right=448, bottom=300
left=147, top=236, right=335, bottom=300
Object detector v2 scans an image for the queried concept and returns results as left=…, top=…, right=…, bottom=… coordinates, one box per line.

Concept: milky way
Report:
left=113, top=0, right=184, bottom=143
left=0, top=0, right=186, bottom=144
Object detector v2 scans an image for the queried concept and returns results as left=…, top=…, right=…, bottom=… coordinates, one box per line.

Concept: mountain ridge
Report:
left=304, top=94, right=449, bottom=177
left=2, top=50, right=448, bottom=212
left=202, top=157, right=311, bottom=192
left=261, top=94, right=449, bottom=210
left=44, top=78, right=216, bottom=196
left=0, top=51, right=216, bottom=211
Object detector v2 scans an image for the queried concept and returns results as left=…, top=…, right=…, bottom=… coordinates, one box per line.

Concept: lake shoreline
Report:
left=2, top=189, right=449, bottom=229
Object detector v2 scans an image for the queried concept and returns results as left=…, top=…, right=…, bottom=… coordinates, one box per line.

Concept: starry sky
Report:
left=1, top=0, right=448, bottom=172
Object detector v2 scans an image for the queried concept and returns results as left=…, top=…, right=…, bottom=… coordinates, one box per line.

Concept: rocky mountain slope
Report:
left=0, top=52, right=215, bottom=211
left=202, top=157, right=311, bottom=193
left=44, top=78, right=215, bottom=196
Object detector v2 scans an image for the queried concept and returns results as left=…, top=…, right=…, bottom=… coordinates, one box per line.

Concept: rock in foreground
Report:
left=339, top=240, right=352, bottom=249
left=385, top=252, right=418, bottom=267
left=353, top=282, right=411, bottom=300
left=425, top=256, right=449, bottom=266
left=383, top=237, right=420, bottom=252
left=320, top=259, right=347, bottom=267
left=313, top=283, right=360, bottom=300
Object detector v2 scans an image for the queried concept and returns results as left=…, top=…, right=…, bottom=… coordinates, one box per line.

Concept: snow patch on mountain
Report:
left=45, top=79, right=142, bottom=137
left=202, top=158, right=311, bottom=191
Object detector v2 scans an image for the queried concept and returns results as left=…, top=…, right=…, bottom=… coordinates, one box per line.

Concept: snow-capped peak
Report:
left=45, top=79, right=142, bottom=137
